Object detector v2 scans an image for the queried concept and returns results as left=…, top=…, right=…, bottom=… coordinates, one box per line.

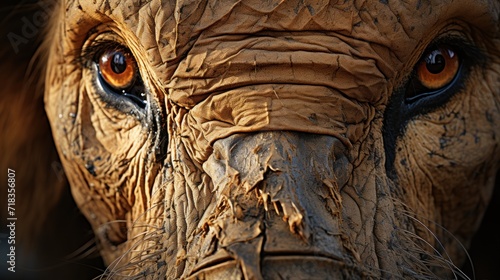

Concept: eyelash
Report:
left=415, top=36, right=485, bottom=76
left=78, top=40, right=125, bottom=68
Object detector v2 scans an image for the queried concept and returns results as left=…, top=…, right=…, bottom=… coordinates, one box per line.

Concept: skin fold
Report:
left=23, top=0, right=499, bottom=278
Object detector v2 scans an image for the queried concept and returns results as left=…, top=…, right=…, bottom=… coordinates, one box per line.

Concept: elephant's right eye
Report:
left=99, top=49, right=138, bottom=91
left=83, top=41, right=148, bottom=111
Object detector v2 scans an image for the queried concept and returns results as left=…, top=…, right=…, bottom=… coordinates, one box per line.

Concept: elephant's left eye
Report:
left=415, top=47, right=459, bottom=91
left=405, top=45, right=462, bottom=105
left=402, top=38, right=485, bottom=113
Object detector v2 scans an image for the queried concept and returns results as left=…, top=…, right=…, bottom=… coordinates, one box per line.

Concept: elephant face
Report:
left=43, top=0, right=499, bottom=278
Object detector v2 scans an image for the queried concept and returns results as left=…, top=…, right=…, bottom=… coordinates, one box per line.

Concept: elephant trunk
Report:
left=189, top=131, right=366, bottom=279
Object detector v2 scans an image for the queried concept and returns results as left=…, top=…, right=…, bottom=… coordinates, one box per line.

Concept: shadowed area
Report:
left=0, top=1, right=104, bottom=279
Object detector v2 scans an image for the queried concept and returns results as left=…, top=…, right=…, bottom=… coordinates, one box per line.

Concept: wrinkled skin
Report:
left=40, top=0, right=499, bottom=279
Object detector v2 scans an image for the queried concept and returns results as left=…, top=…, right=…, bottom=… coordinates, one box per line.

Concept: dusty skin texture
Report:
left=37, top=0, right=500, bottom=279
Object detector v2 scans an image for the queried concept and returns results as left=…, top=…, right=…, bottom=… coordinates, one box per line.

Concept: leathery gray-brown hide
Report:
left=42, top=0, right=499, bottom=279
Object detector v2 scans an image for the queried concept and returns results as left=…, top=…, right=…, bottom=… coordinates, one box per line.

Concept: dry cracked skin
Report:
left=7, top=0, right=500, bottom=279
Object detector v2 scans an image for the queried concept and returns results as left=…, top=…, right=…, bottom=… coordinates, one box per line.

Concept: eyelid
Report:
left=424, top=35, right=486, bottom=66
left=78, top=40, right=128, bottom=69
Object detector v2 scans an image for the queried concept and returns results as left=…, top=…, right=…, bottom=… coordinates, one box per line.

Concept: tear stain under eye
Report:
left=154, top=129, right=169, bottom=162
left=85, top=160, right=96, bottom=176
left=151, top=104, right=169, bottom=162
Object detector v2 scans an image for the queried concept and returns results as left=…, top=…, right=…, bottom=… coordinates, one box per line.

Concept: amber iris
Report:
left=99, top=49, right=137, bottom=89
left=416, top=47, right=459, bottom=90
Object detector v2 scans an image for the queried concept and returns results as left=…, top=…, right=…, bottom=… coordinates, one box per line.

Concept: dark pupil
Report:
left=111, top=52, right=127, bottom=74
left=425, top=50, right=445, bottom=74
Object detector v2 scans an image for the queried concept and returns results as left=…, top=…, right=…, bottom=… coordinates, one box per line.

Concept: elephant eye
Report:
left=82, top=41, right=148, bottom=111
left=99, top=49, right=138, bottom=90
left=405, top=45, right=461, bottom=104
left=96, top=46, right=147, bottom=109
left=416, top=48, right=459, bottom=90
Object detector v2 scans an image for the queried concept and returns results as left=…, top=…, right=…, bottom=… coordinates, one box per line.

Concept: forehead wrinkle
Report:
left=73, top=0, right=151, bottom=19
left=60, top=0, right=499, bottom=93
left=130, top=0, right=177, bottom=88
left=59, top=0, right=152, bottom=43
left=63, top=0, right=154, bottom=31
